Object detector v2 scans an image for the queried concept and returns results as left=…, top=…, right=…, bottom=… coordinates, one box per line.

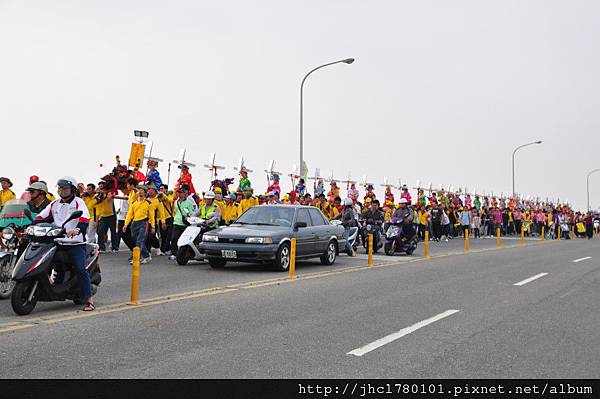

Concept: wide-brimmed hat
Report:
left=27, top=182, right=48, bottom=194
left=0, top=177, right=13, bottom=187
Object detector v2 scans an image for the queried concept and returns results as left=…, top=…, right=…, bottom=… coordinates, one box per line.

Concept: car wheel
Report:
left=320, top=240, right=337, bottom=265
left=272, top=242, right=291, bottom=272
left=209, top=258, right=227, bottom=269
left=176, top=247, right=192, bottom=266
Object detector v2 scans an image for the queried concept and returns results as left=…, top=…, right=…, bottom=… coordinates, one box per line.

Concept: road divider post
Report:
left=424, top=230, right=430, bottom=258
left=465, top=229, right=469, bottom=253
left=541, top=226, right=545, bottom=241
left=368, top=233, right=373, bottom=267
left=129, top=247, right=141, bottom=306
left=289, top=238, right=297, bottom=279
left=571, top=225, right=575, bottom=240
left=520, top=226, right=525, bottom=246
left=496, top=227, right=501, bottom=248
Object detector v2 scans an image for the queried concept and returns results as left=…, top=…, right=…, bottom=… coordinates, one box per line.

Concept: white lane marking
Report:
left=513, top=272, right=548, bottom=286
left=347, top=309, right=460, bottom=357
left=572, top=256, right=592, bottom=263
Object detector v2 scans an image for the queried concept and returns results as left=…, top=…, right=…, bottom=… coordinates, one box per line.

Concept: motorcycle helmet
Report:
left=344, top=198, right=354, bottom=207
left=57, top=176, right=78, bottom=191
left=204, top=191, right=216, bottom=200
left=398, top=198, right=408, bottom=205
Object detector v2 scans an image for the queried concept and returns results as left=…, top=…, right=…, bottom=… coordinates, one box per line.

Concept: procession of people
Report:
left=1, top=153, right=598, bottom=267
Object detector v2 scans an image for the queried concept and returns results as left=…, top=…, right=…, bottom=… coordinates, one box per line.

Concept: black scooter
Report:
left=10, top=210, right=101, bottom=315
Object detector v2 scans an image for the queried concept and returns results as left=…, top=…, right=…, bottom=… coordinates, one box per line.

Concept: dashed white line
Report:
left=513, top=273, right=548, bottom=286
left=347, top=309, right=460, bottom=357
left=572, top=256, right=592, bottom=263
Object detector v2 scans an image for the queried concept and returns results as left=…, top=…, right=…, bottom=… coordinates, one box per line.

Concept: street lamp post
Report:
left=300, top=58, right=354, bottom=177
left=512, top=140, right=542, bottom=197
left=587, top=169, right=600, bottom=212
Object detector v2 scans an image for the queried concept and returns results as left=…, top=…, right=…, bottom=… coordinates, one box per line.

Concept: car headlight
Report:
left=202, top=235, right=219, bottom=242
left=2, top=227, right=15, bottom=241
left=245, top=237, right=273, bottom=244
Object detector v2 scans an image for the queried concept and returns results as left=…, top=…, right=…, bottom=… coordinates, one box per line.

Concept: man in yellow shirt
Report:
left=147, top=186, right=167, bottom=255
left=123, top=186, right=155, bottom=263
left=418, top=207, right=430, bottom=241
left=239, top=187, right=259, bottom=214
left=222, top=194, right=242, bottom=225
left=82, top=183, right=98, bottom=244
left=95, top=182, right=119, bottom=252
left=0, top=177, right=16, bottom=210
left=315, top=194, right=333, bottom=219
left=158, top=184, right=174, bottom=254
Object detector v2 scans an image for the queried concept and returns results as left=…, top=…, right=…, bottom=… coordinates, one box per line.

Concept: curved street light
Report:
left=299, top=58, right=355, bottom=177
left=512, top=140, right=542, bottom=197
left=587, top=168, right=600, bottom=211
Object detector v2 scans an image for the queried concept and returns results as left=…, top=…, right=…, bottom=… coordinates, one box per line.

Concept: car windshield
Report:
left=235, top=207, right=295, bottom=227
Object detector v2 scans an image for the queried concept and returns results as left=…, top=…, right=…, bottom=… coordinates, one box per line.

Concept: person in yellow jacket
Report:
left=146, top=186, right=167, bottom=255
left=82, top=183, right=98, bottom=244
left=94, top=185, right=119, bottom=252
left=239, top=187, right=259, bottom=214
left=315, top=194, right=333, bottom=219
left=0, top=177, right=16, bottom=210
left=222, top=193, right=242, bottom=225
left=213, top=187, right=226, bottom=223
left=158, top=184, right=175, bottom=254
left=123, top=186, right=154, bottom=263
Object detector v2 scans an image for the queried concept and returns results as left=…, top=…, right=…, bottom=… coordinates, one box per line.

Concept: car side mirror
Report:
left=294, top=221, right=308, bottom=230
left=62, top=210, right=83, bottom=228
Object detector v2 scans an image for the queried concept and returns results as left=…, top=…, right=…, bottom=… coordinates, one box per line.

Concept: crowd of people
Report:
left=1, top=161, right=599, bottom=266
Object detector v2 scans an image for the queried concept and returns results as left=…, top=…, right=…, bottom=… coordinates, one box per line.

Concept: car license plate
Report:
left=221, top=250, right=237, bottom=259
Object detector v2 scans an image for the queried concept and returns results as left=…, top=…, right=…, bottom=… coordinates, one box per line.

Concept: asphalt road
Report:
left=0, top=235, right=598, bottom=378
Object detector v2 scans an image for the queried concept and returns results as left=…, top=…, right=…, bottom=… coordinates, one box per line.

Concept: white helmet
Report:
left=398, top=198, right=408, bottom=205
left=57, top=176, right=78, bottom=190
left=204, top=191, right=216, bottom=200
left=344, top=198, right=354, bottom=206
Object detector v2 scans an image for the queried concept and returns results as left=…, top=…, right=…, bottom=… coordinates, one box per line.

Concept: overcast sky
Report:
left=1, top=1, right=599, bottom=209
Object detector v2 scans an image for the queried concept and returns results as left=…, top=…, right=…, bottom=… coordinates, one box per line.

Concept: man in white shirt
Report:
left=35, top=176, right=95, bottom=311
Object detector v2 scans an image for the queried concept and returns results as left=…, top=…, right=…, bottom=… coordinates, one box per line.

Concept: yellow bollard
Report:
left=520, top=226, right=525, bottom=246
left=289, top=238, right=297, bottom=279
left=571, top=225, right=575, bottom=240
left=368, top=233, right=373, bottom=267
left=129, top=247, right=141, bottom=306
left=424, top=230, right=430, bottom=258
left=556, top=225, right=560, bottom=240
left=465, top=228, right=469, bottom=253
left=496, top=227, right=501, bottom=248
left=541, top=226, right=545, bottom=241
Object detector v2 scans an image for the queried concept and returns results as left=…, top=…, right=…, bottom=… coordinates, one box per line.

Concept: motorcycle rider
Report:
left=392, top=198, right=415, bottom=242
left=361, top=199, right=384, bottom=250
left=26, top=182, right=51, bottom=215
left=34, top=177, right=94, bottom=311
left=337, top=198, right=357, bottom=256
left=197, top=191, right=221, bottom=229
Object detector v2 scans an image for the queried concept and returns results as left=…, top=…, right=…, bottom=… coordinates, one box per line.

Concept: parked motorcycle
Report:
left=175, top=214, right=216, bottom=265
left=0, top=200, right=33, bottom=299
left=10, top=210, right=101, bottom=315
left=384, top=217, right=419, bottom=256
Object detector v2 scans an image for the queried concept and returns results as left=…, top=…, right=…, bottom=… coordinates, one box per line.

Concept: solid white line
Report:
left=347, top=309, right=460, bottom=357
left=513, top=272, right=548, bottom=286
left=572, top=256, right=592, bottom=263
